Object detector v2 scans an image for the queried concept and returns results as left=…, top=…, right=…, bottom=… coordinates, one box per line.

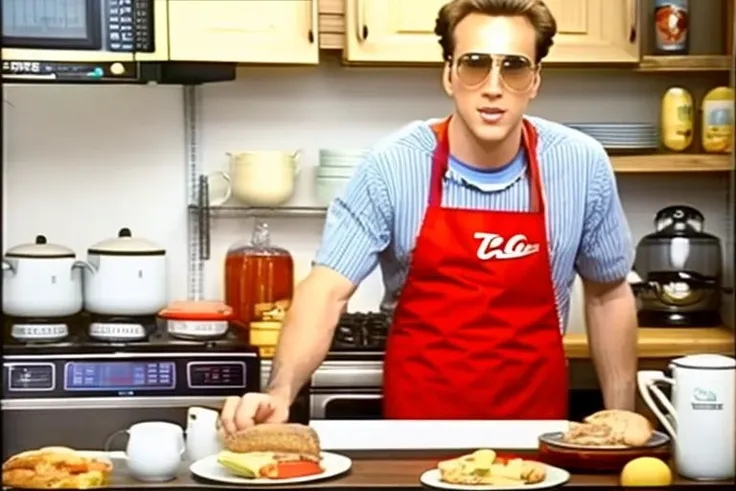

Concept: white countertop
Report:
left=309, top=420, right=569, bottom=451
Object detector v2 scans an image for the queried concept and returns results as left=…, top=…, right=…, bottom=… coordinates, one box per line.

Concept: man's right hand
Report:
left=219, top=392, right=290, bottom=435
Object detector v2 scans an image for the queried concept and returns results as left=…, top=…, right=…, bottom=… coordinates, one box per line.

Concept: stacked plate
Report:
left=315, top=149, right=366, bottom=206
left=565, top=123, right=659, bottom=150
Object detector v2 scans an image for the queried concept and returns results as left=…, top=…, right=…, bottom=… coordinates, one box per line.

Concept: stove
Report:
left=310, top=312, right=389, bottom=420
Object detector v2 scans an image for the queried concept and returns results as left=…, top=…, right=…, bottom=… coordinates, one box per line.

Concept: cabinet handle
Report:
left=355, top=0, right=368, bottom=41
left=627, top=0, right=638, bottom=43
left=309, top=0, right=317, bottom=44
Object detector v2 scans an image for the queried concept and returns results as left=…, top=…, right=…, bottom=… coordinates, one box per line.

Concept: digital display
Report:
left=2, top=0, right=89, bottom=39
left=64, top=361, right=176, bottom=391
left=188, top=362, right=246, bottom=389
left=8, top=364, right=55, bottom=391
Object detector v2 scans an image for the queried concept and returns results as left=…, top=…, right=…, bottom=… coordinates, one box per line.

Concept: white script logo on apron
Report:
left=474, top=233, right=540, bottom=260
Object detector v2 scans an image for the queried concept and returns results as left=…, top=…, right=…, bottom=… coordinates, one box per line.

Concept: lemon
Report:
left=620, top=457, right=673, bottom=487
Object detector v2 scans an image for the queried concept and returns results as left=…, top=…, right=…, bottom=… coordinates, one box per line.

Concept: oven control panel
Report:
left=2, top=354, right=259, bottom=399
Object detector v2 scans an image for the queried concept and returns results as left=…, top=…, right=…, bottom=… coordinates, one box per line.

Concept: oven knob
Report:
left=110, top=63, right=125, bottom=75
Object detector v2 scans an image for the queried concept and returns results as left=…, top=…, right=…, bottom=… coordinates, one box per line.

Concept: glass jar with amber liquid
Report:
left=224, top=221, right=293, bottom=356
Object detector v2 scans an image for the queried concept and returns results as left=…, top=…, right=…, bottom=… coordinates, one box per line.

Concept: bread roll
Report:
left=224, top=424, right=321, bottom=461
left=583, top=410, right=653, bottom=447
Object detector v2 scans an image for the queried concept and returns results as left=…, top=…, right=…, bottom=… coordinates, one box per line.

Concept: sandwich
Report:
left=437, top=449, right=547, bottom=486
left=217, top=424, right=324, bottom=480
left=2, top=446, right=113, bottom=489
left=562, top=409, right=654, bottom=447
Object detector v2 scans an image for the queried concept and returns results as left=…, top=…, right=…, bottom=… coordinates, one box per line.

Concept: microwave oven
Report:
left=1, top=0, right=168, bottom=62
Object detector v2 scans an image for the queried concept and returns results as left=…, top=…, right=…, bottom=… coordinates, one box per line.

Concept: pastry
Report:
left=437, top=449, right=547, bottom=485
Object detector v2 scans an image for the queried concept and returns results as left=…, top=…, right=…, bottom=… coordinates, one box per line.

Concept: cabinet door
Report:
left=344, top=0, right=446, bottom=63
left=545, top=0, right=640, bottom=63
left=168, top=0, right=319, bottom=64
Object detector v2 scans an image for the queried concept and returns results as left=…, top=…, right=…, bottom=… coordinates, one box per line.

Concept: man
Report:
left=220, top=0, right=638, bottom=433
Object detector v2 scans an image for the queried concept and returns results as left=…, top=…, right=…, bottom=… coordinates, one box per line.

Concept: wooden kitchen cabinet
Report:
left=544, top=0, right=640, bottom=63
left=344, top=0, right=445, bottom=63
left=168, top=0, right=319, bottom=64
left=343, top=0, right=639, bottom=64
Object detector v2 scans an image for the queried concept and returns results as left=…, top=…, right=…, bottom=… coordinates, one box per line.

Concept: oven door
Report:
left=1, top=0, right=168, bottom=62
left=310, top=390, right=383, bottom=420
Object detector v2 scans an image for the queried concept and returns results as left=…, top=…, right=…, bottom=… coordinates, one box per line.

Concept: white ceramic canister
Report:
left=2, top=235, right=85, bottom=318
left=82, top=228, right=167, bottom=316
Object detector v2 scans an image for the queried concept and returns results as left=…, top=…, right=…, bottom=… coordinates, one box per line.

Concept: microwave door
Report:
left=2, top=0, right=133, bottom=62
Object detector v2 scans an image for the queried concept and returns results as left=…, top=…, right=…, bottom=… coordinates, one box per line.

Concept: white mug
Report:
left=106, top=421, right=185, bottom=482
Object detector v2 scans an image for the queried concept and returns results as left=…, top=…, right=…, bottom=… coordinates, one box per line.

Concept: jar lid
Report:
left=88, top=228, right=165, bottom=255
left=5, top=235, right=76, bottom=259
left=158, top=301, right=233, bottom=321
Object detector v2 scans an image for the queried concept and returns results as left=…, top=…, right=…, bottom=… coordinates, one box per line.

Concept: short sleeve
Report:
left=313, top=156, right=393, bottom=285
left=575, top=151, right=635, bottom=283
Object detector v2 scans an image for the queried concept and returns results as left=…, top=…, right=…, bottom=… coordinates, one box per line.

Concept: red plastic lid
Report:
left=158, top=301, right=233, bottom=321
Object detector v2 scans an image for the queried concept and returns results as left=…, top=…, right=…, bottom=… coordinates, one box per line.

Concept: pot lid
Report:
left=671, top=354, right=736, bottom=370
left=88, top=228, right=165, bottom=255
left=5, top=235, right=75, bottom=258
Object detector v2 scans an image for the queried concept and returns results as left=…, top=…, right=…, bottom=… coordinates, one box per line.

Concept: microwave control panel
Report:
left=2, top=353, right=259, bottom=399
left=108, top=0, right=155, bottom=53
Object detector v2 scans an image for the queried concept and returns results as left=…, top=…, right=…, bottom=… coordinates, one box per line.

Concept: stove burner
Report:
left=2, top=312, right=252, bottom=355
left=4, top=316, right=74, bottom=344
left=331, top=313, right=389, bottom=351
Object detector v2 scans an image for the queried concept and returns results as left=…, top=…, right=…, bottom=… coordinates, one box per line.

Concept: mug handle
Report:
left=104, top=429, right=128, bottom=453
left=637, top=370, right=677, bottom=439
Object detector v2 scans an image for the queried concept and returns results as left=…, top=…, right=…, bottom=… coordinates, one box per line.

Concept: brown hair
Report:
left=435, top=0, right=557, bottom=63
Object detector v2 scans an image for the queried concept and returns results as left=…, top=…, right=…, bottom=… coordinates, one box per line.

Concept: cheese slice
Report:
left=217, top=451, right=276, bottom=479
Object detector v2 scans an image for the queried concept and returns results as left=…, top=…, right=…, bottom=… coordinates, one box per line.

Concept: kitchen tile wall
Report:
left=3, top=56, right=733, bottom=332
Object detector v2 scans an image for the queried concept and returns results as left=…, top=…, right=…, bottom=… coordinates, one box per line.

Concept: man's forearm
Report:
left=584, top=280, right=638, bottom=410
left=265, top=270, right=351, bottom=404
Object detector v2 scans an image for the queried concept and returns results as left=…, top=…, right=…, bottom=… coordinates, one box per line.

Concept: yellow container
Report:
left=660, top=87, right=694, bottom=152
left=701, top=86, right=734, bottom=153
left=249, top=321, right=281, bottom=358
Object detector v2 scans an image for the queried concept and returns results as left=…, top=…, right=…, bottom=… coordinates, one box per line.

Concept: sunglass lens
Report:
left=456, top=53, right=492, bottom=86
left=500, top=55, right=534, bottom=91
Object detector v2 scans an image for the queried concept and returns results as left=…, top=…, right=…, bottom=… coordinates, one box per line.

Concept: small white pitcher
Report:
left=106, top=421, right=185, bottom=482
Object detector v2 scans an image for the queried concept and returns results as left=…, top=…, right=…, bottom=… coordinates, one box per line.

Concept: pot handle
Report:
left=290, top=149, right=302, bottom=176
left=637, top=370, right=677, bottom=440
left=72, top=260, right=95, bottom=273
left=206, top=171, right=232, bottom=206
left=2, top=259, right=14, bottom=273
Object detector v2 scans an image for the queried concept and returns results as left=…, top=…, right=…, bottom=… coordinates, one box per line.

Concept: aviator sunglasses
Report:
left=450, top=52, right=538, bottom=92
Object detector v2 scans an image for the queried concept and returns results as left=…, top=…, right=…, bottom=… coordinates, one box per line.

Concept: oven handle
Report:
left=310, top=393, right=382, bottom=419
left=1, top=396, right=226, bottom=411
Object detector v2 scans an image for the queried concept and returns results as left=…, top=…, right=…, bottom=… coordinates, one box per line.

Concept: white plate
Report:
left=419, top=464, right=570, bottom=490
left=537, top=430, right=670, bottom=450
left=190, top=451, right=352, bottom=486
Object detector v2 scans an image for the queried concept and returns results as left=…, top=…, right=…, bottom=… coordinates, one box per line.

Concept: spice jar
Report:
left=224, top=221, right=293, bottom=355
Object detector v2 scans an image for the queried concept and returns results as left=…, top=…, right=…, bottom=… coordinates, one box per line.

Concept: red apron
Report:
left=382, top=117, right=569, bottom=420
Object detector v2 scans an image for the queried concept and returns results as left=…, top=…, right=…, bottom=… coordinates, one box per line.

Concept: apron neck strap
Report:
left=428, top=116, right=543, bottom=213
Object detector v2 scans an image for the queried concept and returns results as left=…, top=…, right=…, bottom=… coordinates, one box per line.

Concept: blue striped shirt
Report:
left=314, top=116, right=634, bottom=330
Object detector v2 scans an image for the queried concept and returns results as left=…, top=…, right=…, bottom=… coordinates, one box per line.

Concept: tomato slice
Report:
left=272, top=461, right=323, bottom=479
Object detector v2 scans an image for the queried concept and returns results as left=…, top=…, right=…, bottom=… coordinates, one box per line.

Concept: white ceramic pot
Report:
left=2, top=235, right=85, bottom=318
left=210, top=150, right=300, bottom=207
left=83, top=228, right=168, bottom=316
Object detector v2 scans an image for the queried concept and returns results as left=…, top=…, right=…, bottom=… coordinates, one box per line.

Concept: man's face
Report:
left=443, top=13, right=541, bottom=146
